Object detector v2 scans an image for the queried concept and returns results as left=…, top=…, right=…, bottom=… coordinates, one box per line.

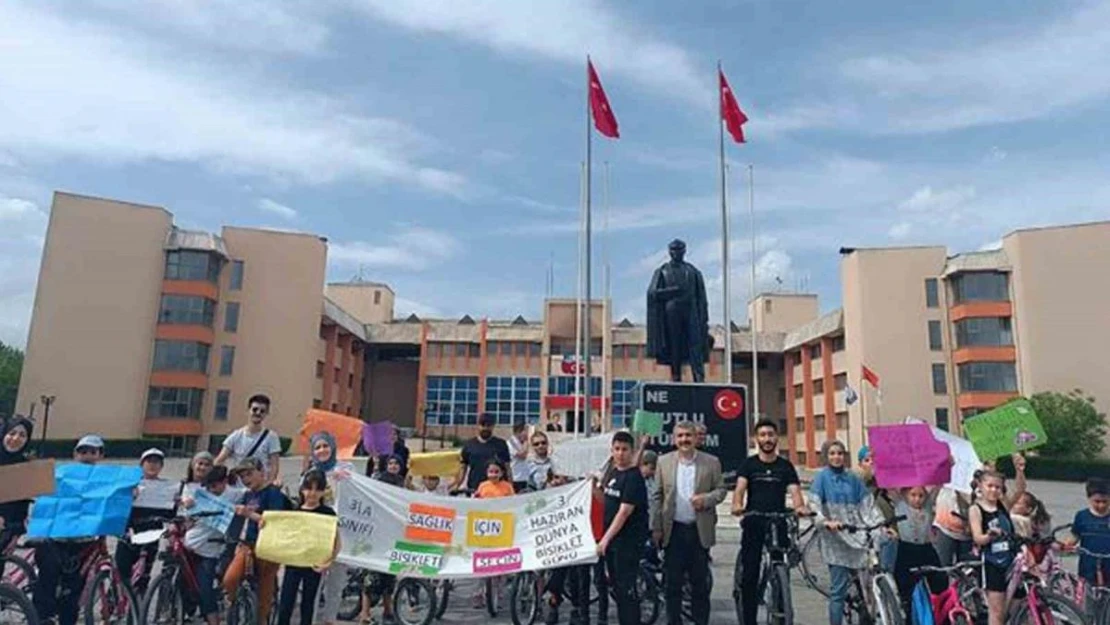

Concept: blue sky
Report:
left=3, top=0, right=1110, bottom=347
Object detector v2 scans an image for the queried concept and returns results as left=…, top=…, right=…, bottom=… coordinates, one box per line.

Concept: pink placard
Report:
left=472, top=548, right=523, bottom=575
left=868, top=423, right=951, bottom=489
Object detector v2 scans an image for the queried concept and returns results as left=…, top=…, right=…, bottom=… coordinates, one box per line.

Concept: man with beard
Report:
left=731, top=419, right=806, bottom=625
left=450, top=413, right=511, bottom=493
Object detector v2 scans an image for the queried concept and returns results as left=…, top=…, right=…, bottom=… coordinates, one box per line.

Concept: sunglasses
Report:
left=251, top=407, right=269, bottom=415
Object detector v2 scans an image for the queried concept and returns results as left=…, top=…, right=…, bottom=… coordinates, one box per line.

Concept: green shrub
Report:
left=996, top=454, right=1110, bottom=482
left=31, top=437, right=173, bottom=459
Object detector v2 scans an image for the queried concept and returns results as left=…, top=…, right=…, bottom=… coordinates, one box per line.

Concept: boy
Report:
left=116, top=448, right=174, bottom=597
left=33, top=435, right=106, bottom=625
left=1069, top=477, right=1110, bottom=587
left=215, top=394, right=283, bottom=486
left=598, top=431, right=649, bottom=625
left=184, top=466, right=238, bottom=625
left=223, top=457, right=286, bottom=624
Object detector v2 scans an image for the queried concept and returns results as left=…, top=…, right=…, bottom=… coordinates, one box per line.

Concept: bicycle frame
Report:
left=79, top=538, right=135, bottom=620
left=1, top=535, right=35, bottom=589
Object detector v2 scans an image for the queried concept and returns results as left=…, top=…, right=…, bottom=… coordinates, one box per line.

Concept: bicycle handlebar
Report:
left=735, top=510, right=814, bottom=519
left=909, top=561, right=983, bottom=575
left=843, top=515, right=905, bottom=533
left=1072, top=546, right=1110, bottom=559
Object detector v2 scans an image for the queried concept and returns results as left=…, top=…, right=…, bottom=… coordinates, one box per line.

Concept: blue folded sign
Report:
left=27, top=464, right=143, bottom=540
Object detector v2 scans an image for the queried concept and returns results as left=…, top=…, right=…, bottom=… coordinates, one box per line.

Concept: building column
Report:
left=414, top=322, right=430, bottom=432
left=337, top=333, right=352, bottom=413
left=478, top=319, right=489, bottom=415
left=322, top=325, right=337, bottom=409
left=784, top=352, right=796, bottom=464
left=351, top=341, right=364, bottom=418
left=801, top=345, right=816, bottom=468
left=822, top=337, right=836, bottom=442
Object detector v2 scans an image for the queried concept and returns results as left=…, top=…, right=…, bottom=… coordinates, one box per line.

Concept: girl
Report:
left=891, top=486, right=945, bottom=612
left=1012, top=491, right=1055, bottom=578
left=180, top=451, right=215, bottom=503
left=968, top=454, right=1027, bottom=625
left=358, top=457, right=405, bottom=624
left=475, top=459, right=514, bottom=499
left=277, top=470, right=337, bottom=625
left=307, top=431, right=354, bottom=625
left=0, top=416, right=33, bottom=548
left=183, top=466, right=239, bottom=625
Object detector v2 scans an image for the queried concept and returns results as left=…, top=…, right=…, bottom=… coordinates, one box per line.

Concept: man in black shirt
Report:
left=598, top=431, right=648, bottom=625
left=450, top=413, right=511, bottom=493
left=731, top=419, right=806, bottom=625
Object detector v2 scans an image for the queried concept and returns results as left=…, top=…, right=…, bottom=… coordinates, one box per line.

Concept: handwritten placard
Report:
left=905, top=417, right=982, bottom=494
left=868, top=423, right=952, bottom=488
left=962, top=399, right=1047, bottom=460
left=134, top=478, right=179, bottom=510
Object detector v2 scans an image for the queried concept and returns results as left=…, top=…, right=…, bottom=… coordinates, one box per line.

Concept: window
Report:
left=312, top=399, right=322, bottom=409
left=831, top=335, right=846, bottom=353
left=152, top=340, right=210, bottom=373
left=147, top=387, right=204, bottom=419
left=424, top=376, right=480, bottom=425
left=957, top=362, right=1018, bottom=393
left=334, top=367, right=340, bottom=381
left=547, top=376, right=603, bottom=397
left=797, top=451, right=807, bottom=465
left=777, top=387, right=786, bottom=402
left=764, top=299, right=773, bottom=313
left=836, top=411, right=848, bottom=430
left=808, top=344, right=822, bottom=360
left=925, top=278, right=939, bottom=308
left=426, top=343, right=441, bottom=358
left=455, top=344, right=468, bottom=357
left=954, top=318, right=1013, bottom=348
left=834, top=373, right=848, bottom=391
left=928, top=320, right=943, bottom=351
left=469, top=344, right=480, bottom=358
left=951, top=272, right=1009, bottom=303
left=331, top=403, right=338, bottom=412
left=373, top=290, right=381, bottom=305
left=935, top=408, right=950, bottom=432
left=932, top=363, right=948, bottom=394
left=224, top=302, right=240, bottom=333
left=514, top=343, right=528, bottom=357
left=219, top=345, right=235, bottom=376
left=813, top=379, right=824, bottom=395
left=158, top=295, right=215, bottom=326
left=611, top=379, right=639, bottom=429
left=316, top=361, right=324, bottom=378
left=165, top=250, right=220, bottom=283
left=795, top=416, right=805, bottom=431
left=214, top=390, right=230, bottom=421
left=348, top=373, right=354, bottom=388
left=529, top=343, right=541, bottom=357
left=484, top=376, right=542, bottom=425
left=229, top=260, right=244, bottom=291
left=793, top=385, right=803, bottom=399
left=961, top=408, right=983, bottom=419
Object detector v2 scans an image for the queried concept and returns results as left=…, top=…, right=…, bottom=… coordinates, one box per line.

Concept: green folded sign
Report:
left=962, top=399, right=1047, bottom=461
left=632, top=409, right=664, bottom=436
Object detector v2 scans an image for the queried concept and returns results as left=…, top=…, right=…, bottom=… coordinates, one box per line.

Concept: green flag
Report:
left=632, top=409, right=664, bottom=436
left=962, top=399, right=1048, bottom=460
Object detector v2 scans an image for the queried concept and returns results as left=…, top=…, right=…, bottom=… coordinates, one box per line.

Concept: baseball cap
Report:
left=75, top=434, right=105, bottom=450
left=232, top=457, right=264, bottom=474
left=140, top=448, right=166, bottom=462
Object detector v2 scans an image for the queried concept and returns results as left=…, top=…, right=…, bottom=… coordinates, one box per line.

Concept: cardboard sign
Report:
left=0, top=459, right=55, bottom=504
left=134, top=478, right=179, bottom=510
left=631, top=410, right=664, bottom=436
left=868, top=423, right=952, bottom=488
left=963, top=399, right=1047, bottom=460
left=299, top=409, right=366, bottom=459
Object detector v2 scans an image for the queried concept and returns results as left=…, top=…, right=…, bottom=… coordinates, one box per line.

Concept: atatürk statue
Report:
left=646, top=239, right=710, bottom=382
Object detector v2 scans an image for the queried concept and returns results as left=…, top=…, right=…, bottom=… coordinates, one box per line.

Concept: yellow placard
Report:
left=408, top=450, right=461, bottom=477
left=255, top=511, right=337, bottom=568
left=465, top=511, right=515, bottom=548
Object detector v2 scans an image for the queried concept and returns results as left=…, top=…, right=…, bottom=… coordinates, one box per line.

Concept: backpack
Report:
left=911, top=580, right=936, bottom=625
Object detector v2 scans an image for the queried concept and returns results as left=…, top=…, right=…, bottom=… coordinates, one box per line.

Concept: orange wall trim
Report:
left=821, top=337, right=836, bottom=441
left=155, top=324, right=215, bottom=344
left=162, top=280, right=219, bottom=300
left=949, top=301, right=1012, bottom=322
left=150, top=371, right=208, bottom=388
left=143, top=418, right=203, bottom=436
left=801, top=345, right=816, bottom=468
left=957, top=391, right=1019, bottom=410
left=952, top=346, right=1016, bottom=365
left=784, top=352, right=796, bottom=464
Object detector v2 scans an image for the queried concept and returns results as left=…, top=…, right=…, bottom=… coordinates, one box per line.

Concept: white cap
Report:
left=140, top=448, right=165, bottom=462
left=75, top=434, right=105, bottom=450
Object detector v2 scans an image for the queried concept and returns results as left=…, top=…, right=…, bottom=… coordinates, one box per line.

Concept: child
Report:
left=890, top=486, right=944, bottom=613
left=277, top=470, right=337, bottom=625
left=184, top=466, right=239, bottom=625
left=117, top=448, right=175, bottom=597
left=180, top=451, right=215, bottom=503
left=420, top=474, right=448, bottom=496
left=224, top=457, right=286, bottom=625
left=358, top=457, right=405, bottom=625
left=1067, top=477, right=1110, bottom=588
left=968, top=455, right=1027, bottom=625
left=475, top=459, right=514, bottom=499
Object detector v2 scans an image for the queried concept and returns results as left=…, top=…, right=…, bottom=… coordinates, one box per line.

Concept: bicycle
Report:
left=1051, top=542, right=1110, bottom=625
left=908, top=561, right=984, bottom=625
left=0, top=580, right=38, bottom=624
left=733, top=510, right=811, bottom=625
left=833, top=516, right=904, bottom=625
left=78, top=537, right=142, bottom=625
left=337, top=568, right=436, bottom=625
left=139, top=512, right=224, bottom=625
left=1001, top=530, right=1089, bottom=625
left=508, top=558, right=662, bottom=625
left=1, top=532, right=37, bottom=599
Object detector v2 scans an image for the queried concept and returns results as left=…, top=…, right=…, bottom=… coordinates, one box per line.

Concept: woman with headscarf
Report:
left=0, top=415, right=34, bottom=548
left=306, top=431, right=353, bottom=625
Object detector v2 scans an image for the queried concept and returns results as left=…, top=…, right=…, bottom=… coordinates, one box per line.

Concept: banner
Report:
left=28, top=464, right=143, bottom=539
left=300, top=409, right=365, bottom=459
left=134, top=478, right=179, bottom=510
left=256, top=511, right=338, bottom=567
left=335, top=473, right=597, bottom=578
left=868, top=423, right=952, bottom=488
left=0, top=459, right=55, bottom=504
left=549, top=433, right=613, bottom=478
left=408, top=450, right=461, bottom=477
left=905, top=418, right=982, bottom=494
left=963, top=399, right=1047, bottom=460
left=186, top=488, right=237, bottom=534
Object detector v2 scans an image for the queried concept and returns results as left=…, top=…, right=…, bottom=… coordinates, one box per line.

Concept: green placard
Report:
left=962, top=399, right=1048, bottom=461
left=632, top=409, right=664, bottom=436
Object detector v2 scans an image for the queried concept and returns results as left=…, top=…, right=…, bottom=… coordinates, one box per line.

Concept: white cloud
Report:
left=898, top=185, right=977, bottom=214
left=393, top=296, right=442, bottom=319
left=0, top=196, right=48, bottom=348
left=0, top=2, right=467, bottom=193
left=348, top=0, right=704, bottom=103
left=257, top=198, right=298, bottom=220
left=329, top=227, right=462, bottom=271
left=888, top=222, right=913, bottom=240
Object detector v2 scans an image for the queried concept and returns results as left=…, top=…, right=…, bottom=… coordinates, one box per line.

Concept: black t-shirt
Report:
left=737, top=455, right=799, bottom=513
left=461, top=436, right=511, bottom=492
left=602, top=466, right=649, bottom=545
left=302, top=504, right=336, bottom=517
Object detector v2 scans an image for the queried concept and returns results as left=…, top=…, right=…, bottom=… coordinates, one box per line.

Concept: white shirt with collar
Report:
left=674, top=452, right=698, bottom=524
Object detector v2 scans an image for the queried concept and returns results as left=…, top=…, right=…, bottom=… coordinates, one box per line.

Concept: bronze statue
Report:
left=646, top=239, right=710, bottom=382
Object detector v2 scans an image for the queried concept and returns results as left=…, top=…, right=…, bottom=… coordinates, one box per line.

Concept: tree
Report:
left=0, top=340, right=23, bottom=418
left=1028, top=389, right=1108, bottom=460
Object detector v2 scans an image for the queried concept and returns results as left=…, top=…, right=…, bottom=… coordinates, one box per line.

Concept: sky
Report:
left=3, top=0, right=1110, bottom=347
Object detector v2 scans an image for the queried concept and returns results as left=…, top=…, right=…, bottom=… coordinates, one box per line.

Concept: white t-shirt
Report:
left=222, top=427, right=283, bottom=475
left=508, top=436, right=531, bottom=483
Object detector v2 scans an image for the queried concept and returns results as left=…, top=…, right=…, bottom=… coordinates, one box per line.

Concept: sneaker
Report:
left=544, top=603, right=560, bottom=625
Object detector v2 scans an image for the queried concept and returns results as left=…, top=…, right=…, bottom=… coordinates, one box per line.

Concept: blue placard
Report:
left=27, top=464, right=143, bottom=539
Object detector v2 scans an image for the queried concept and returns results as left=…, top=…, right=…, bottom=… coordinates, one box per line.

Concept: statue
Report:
left=646, top=239, right=711, bottom=382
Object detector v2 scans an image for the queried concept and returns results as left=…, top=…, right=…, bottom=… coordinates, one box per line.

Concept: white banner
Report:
left=548, top=433, right=613, bottom=478
left=904, top=417, right=983, bottom=494
left=335, top=473, right=597, bottom=578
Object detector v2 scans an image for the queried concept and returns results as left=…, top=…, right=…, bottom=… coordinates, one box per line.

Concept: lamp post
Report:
left=39, top=394, right=55, bottom=454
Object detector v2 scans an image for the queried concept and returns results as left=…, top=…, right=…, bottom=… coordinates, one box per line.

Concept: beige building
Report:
left=16, top=192, right=1110, bottom=460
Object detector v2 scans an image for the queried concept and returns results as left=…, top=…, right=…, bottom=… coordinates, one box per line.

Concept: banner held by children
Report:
left=27, top=464, right=143, bottom=539
left=299, top=409, right=365, bottom=459
left=963, top=399, right=1047, bottom=460
left=904, top=417, right=982, bottom=494
left=868, top=423, right=952, bottom=488
left=336, top=473, right=597, bottom=578
left=408, top=449, right=461, bottom=477
left=256, top=510, right=338, bottom=568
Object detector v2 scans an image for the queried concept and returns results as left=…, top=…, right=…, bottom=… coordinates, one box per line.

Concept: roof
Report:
left=784, top=308, right=844, bottom=349
left=328, top=281, right=394, bottom=293
left=942, top=249, right=1011, bottom=277
left=165, top=227, right=229, bottom=259
left=322, top=297, right=367, bottom=341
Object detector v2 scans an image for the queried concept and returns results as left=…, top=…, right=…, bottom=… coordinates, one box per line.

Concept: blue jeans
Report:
left=879, top=536, right=898, bottom=572
left=195, top=556, right=221, bottom=617
left=828, top=565, right=853, bottom=625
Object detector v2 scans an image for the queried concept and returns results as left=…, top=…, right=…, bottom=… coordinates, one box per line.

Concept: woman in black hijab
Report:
left=0, top=415, right=34, bottom=548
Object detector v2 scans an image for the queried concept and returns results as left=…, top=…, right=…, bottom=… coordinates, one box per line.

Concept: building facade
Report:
left=16, top=192, right=1110, bottom=460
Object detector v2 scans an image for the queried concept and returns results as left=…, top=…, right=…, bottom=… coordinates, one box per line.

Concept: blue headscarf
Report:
left=308, top=431, right=338, bottom=473
left=857, top=445, right=871, bottom=463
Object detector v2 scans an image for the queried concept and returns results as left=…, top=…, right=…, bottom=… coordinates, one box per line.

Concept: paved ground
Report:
left=137, top=457, right=1086, bottom=624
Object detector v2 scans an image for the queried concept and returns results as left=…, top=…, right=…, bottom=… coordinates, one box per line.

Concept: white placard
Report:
left=134, top=478, right=179, bottom=510
left=904, top=417, right=983, bottom=494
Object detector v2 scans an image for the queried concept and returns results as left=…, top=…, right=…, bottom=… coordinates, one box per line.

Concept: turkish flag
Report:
left=862, top=365, right=881, bottom=388
left=719, top=69, right=748, bottom=143
left=588, top=60, right=620, bottom=139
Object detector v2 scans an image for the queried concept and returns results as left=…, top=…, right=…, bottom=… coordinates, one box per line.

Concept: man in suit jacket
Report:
left=650, top=420, right=727, bottom=625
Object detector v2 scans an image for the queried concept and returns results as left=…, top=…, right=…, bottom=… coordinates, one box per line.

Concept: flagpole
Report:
left=749, top=164, right=759, bottom=418
left=603, top=161, right=611, bottom=433
left=718, top=61, right=733, bottom=386
left=583, top=57, right=594, bottom=437
left=574, top=161, right=585, bottom=439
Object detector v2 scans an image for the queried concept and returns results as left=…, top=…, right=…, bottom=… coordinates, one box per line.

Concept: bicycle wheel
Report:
left=140, top=571, right=182, bottom=625
left=433, top=580, right=450, bottom=620
left=764, top=563, right=794, bottom=625
left=393, top=578, right=436, bottom=625
left=0, top=581, right=38, bottom=625
left=636, top=568, right=662, bottom=625
left=509, top=572, right=540, bottom=625
left=0, top=554, right=36, bottom=597
left=800, top=531, right=831, bottom=597
left=1048, top=571, right=1083, bottom=608
left=1009, top=590, right=1088, bottom=625
left=485, top=577, right=500, bottom=617
left=226, top=585, right=257, bottom=625
left=733, top=550, right=745, bottom=625
left=337, top=572, right=364, bottom=622
left=872, top=574, right=903, bottom=625
left=84, top=569, right=140, bottom=625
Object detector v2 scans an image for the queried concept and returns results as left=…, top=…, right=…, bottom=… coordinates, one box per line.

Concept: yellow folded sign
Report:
left=256, top=511, right=337, bottom=568
left=408, top=450, right=461, bottom=477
